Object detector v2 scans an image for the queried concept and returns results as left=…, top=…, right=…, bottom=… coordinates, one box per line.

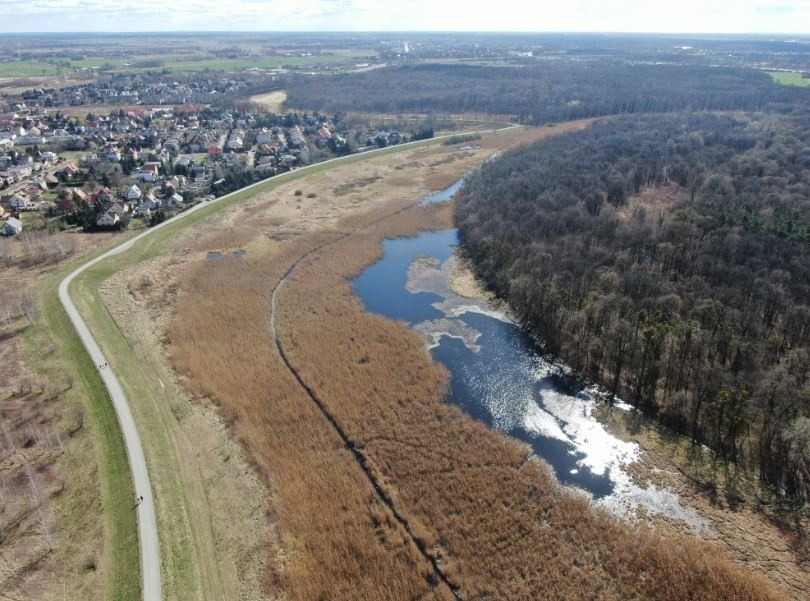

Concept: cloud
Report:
left=2, top=0, right=810, bottom=32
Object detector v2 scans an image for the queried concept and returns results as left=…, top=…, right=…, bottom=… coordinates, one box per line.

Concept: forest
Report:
left=455, top=111, right=810, bottom=504
left=285, top=62, right=810, bottom=123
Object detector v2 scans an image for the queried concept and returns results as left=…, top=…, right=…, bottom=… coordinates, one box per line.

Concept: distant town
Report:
left=0, top=95, right=433, bottom=234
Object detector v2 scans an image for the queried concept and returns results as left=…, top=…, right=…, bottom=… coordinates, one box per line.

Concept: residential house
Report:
left=96, top=210, right=120, bottom=227
left=314, top=126, right=332, bottom=147
left=140, top=195, right=160, bottom=212
left=20, top=189, right=41, bottom=206
left=255, top=129, right=273, bottom=145
left=97, top=187, right=113, bottom=203
left=108, top=201, right=129, bottom=216
left=288, top=125, right=306, bottom=148
left=189, top=164, right=206, bottom=182
left=9, top=164, right=33, bottom=181
left=58, top=163, right=81, bottom=180
left=127, top=184, right=142, bottom=201
left=2, top=216, right=22, bottom=236
left=164, top=193, right=184, bottom=209
left=16, top=134, right=46, bottom=146
left=133, top=170, right=157, bottom=183
left=7, top=193, right=33, bottom=211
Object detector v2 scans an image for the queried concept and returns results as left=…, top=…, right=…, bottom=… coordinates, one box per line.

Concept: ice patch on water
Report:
left=523, top=400, right=571, bottom=443
left=536, top=381, right=639, bottom=477
left=532, top=375, right=705, bottom=530
left=402, top=244, right=706, bottom=532
left=602, top=469, right=707, bottom=532
left=444, top=303, right=516, bottom=324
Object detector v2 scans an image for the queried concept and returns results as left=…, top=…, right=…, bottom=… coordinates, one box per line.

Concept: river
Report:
left=353, top=178, right=705, bottom=529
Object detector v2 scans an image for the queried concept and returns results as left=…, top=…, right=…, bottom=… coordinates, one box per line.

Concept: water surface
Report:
left=354, top=228, right=705, bottom=528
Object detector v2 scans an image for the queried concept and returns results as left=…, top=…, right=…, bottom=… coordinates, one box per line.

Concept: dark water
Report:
left=207, top=249, right=246, bottom=261
left=420, top=178, right=465, bottom=205
left=354, top=229, right=614, bottom=497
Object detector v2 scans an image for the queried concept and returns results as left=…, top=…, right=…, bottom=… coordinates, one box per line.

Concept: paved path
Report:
left=58, top=125, right=517, bottom=601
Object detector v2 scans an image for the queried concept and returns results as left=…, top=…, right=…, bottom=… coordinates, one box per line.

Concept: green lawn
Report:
left=768, top=70, right=810, bottom=87
left=0, top=60, right=62, bottom=77
left=59, top=150, right=86, bottom=161
left=33, top=246, right=141, bottom=600
left=21, top=211, right=48, bottom=231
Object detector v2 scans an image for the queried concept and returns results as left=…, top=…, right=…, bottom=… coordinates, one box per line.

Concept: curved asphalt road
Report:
left=58, top=125, right=518, bottom=601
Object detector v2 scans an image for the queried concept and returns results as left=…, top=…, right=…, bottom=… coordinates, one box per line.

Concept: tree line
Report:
left=285, top=62, right=809, bottom=124
left=455, top=112, right=810, bottom=504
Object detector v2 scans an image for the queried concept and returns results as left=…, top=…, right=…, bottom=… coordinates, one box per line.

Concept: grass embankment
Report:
left=768, top=71, right=810, bottom=87
left=170, top=196, right=779, bottom=599
left=32, top=250, right=140, bottom=599
left=65, top=132, right=487, bottom=599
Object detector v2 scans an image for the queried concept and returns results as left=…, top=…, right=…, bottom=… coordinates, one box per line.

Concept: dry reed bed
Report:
left=170, top=194, right=778, bottom=599
left=274, top=204, right=779, bottom=600
left=170, top=215, right=453, bottom=600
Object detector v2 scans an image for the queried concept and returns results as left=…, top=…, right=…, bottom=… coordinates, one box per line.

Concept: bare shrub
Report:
left=66, top=405, right=86, bottom=435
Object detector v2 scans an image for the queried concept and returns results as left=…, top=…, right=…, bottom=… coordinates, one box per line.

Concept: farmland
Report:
left=0, top=60, right=62, bottom=77
left=768, top=70, right=810, bottom=87
left=3, top=51, right=377, bottom=77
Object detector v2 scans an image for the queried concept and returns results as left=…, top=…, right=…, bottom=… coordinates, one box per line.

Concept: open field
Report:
left=0, top=75, right=90, bottom=93
left=162, top=123, right=778, bottom=599
left=250, top=90, right=288, bottom=113
left=0, top=60, right=62, bottom=77
left=0, top=230, right=139, bottom=600
left=37, top=51, right=377, bottom=75
left=768, top=70, right=810, bottom=87
left=158, top=52, right=375, bottom=72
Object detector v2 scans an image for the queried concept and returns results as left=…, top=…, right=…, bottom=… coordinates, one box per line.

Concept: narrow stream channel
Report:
left=353, top=178, right=705, bottom=528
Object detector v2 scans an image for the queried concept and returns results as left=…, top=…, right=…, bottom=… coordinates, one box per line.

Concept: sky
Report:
left=2, top=0, right=810, bottom=34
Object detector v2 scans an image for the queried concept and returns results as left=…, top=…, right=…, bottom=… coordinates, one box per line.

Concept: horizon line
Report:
left=2, top=30, right=810, bottom=37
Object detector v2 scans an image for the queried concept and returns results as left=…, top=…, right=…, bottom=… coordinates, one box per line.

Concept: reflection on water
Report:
left=207, top=249, right=246, bottom=261
left=354, top=229, right=705, bottom=528
left=420, top=178, right=465, bottom=205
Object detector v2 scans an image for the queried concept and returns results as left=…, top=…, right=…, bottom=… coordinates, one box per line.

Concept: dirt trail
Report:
left=269, top=203, right=462, bottom=598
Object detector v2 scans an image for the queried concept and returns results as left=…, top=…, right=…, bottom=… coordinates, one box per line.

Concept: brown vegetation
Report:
left=0, top=229, right=112, bottom=599
left=170, top=191, right=779, bottom=599
left=250, top=90, right=288, bottom=113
